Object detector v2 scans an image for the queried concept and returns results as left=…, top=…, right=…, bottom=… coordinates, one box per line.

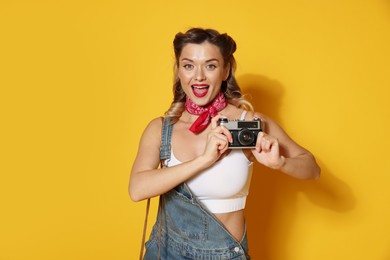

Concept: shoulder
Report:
left=133, top=117, right=166, bottom=171
left=243, top=110, right=267, bottom=122
left=224, top=104, right=248, bottom=120
left=244, top=111, right=280, bottom=133
left=140, top=117, right=164, bottom=142
left=146, top=117, right=164, bottom=130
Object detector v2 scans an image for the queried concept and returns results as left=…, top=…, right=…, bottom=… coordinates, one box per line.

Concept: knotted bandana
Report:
left=185, top=92, right=227, bottom=133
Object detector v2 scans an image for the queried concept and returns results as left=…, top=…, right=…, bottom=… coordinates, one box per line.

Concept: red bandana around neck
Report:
left=185, top=92, right=227, bottom=133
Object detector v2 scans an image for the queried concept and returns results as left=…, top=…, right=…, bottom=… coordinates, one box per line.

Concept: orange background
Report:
left=1, top=1, right=389, bottom=259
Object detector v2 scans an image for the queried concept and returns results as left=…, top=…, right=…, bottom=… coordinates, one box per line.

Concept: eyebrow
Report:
left=180, top=58, right=220, bottom=63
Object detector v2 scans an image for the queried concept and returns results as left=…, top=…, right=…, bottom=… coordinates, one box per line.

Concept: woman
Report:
left=129, top=28, right=320, bottom=259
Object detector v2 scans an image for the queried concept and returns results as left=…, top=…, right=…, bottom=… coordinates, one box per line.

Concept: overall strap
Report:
left=157, top=117, right=173, bottom=259
left=139, top=117, right=173, bottom=260
left=159, top=117, right=173, bottom=167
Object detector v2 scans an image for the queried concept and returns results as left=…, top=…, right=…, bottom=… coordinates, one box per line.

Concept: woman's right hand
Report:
left=201, top=115, right=233, bottom=166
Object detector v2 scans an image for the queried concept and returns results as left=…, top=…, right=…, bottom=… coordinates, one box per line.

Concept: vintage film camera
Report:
left=218, top=118, right=263, bottom=148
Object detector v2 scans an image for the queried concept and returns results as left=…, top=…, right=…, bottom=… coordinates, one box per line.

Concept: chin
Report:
left=193, top=97, right=213, bottom=107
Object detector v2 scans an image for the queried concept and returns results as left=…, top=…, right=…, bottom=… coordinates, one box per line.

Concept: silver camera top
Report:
left=218, top=118, right=262, bottom=131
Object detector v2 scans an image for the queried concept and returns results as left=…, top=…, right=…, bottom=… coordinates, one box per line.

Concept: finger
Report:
left=215, top=135, right=229, bottom=154
left=256, top=132, right=265, bottom=152
left=211, top=125, right=233, bottom=143
left=215, top=133, right=229, bottom=149
left=212, top=125, right=223, bottom=134
left=262, top=137, right=272, bottom=151
left=209, top=133, right=229, bottom=146
left=257, top=132, right=277, bottom=152
left=264, top=137, right=278, bottom=152
left=207, top=134, right=229, bottom=156
left=220, top=126, right=233, bottom=143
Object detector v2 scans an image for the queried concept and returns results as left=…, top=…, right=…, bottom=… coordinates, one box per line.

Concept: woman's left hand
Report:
left=251, top=131, right=286, bottom=170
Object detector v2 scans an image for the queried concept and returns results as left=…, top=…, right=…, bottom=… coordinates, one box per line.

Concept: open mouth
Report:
left=192, top=84, right=209, bottom=97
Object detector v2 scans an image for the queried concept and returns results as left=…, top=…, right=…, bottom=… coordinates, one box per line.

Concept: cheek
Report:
left=208, top=72, right=225, bottom=83
left=178, top=70, right=193, bottom=83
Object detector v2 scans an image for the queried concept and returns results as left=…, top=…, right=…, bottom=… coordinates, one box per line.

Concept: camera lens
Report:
left=238, top=129, right=255, bottom=146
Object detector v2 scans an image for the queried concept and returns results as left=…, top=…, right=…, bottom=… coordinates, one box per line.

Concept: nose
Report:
left=195, top=67, right=206, bottom=81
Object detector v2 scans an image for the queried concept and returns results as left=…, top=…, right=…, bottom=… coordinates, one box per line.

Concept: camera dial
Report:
left=218, top=118, right=229, bottom=124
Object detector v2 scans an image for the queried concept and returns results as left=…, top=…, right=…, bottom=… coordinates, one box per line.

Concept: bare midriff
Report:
left=214, top=209, right=245, bottom=241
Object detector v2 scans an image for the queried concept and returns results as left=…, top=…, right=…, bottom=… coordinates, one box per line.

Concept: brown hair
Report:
left=165, top=28, right=253, bottom=120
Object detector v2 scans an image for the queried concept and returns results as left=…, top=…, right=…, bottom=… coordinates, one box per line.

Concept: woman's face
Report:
left=178, top=42, right=230, bottom=107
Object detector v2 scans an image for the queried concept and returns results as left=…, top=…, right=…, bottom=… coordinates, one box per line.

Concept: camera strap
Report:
left=139, top=117, right=172, bottom=260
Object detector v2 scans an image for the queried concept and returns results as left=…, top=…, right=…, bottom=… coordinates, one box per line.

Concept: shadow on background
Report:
left=238, top=74, right=356, bottom=260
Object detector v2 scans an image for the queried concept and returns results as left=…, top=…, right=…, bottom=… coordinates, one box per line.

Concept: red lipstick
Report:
left=192, top=84, right=209, bottom=98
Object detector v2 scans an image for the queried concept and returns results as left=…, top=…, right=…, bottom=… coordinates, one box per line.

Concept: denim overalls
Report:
left=143, top=118, right=250, bottom=260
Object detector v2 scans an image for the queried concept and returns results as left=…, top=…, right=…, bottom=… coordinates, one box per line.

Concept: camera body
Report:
left=218, top=118, right=263, bottom=149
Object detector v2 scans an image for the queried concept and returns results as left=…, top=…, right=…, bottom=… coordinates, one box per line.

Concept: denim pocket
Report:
left=162, top=190, right=208, bottom=240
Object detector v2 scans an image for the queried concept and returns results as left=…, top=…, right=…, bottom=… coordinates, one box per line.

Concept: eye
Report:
left=206, top=64, right=217, bottom=70
left=183, top=64, right=194, bottom=70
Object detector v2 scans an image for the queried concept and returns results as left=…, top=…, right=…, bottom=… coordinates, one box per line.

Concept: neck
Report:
left=184, top=92, right=228, bottom=133
left=181, top=110, right=201, bottom=124
left=185, top=92, right=227, bottom=115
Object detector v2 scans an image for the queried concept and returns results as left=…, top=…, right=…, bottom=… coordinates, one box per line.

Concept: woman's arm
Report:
left=250, top=113, right=320, bottom=180
left=129, top=116, right=232, bottom=202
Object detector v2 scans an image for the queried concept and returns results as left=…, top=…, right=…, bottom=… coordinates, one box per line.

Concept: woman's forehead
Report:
left=179, top=42, right=223, bottom=62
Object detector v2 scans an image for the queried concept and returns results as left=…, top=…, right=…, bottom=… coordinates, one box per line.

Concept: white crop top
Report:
left=167, top=111, right=253, bottom=214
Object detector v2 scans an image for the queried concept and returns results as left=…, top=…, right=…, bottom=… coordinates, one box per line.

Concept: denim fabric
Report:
left=159, top=117, right=173, bottom=167
left=144, top=183, right=250, bottom=260
left=144, top=117, right=250, bottom=259
left=144, top=184, right=250, bottom=260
